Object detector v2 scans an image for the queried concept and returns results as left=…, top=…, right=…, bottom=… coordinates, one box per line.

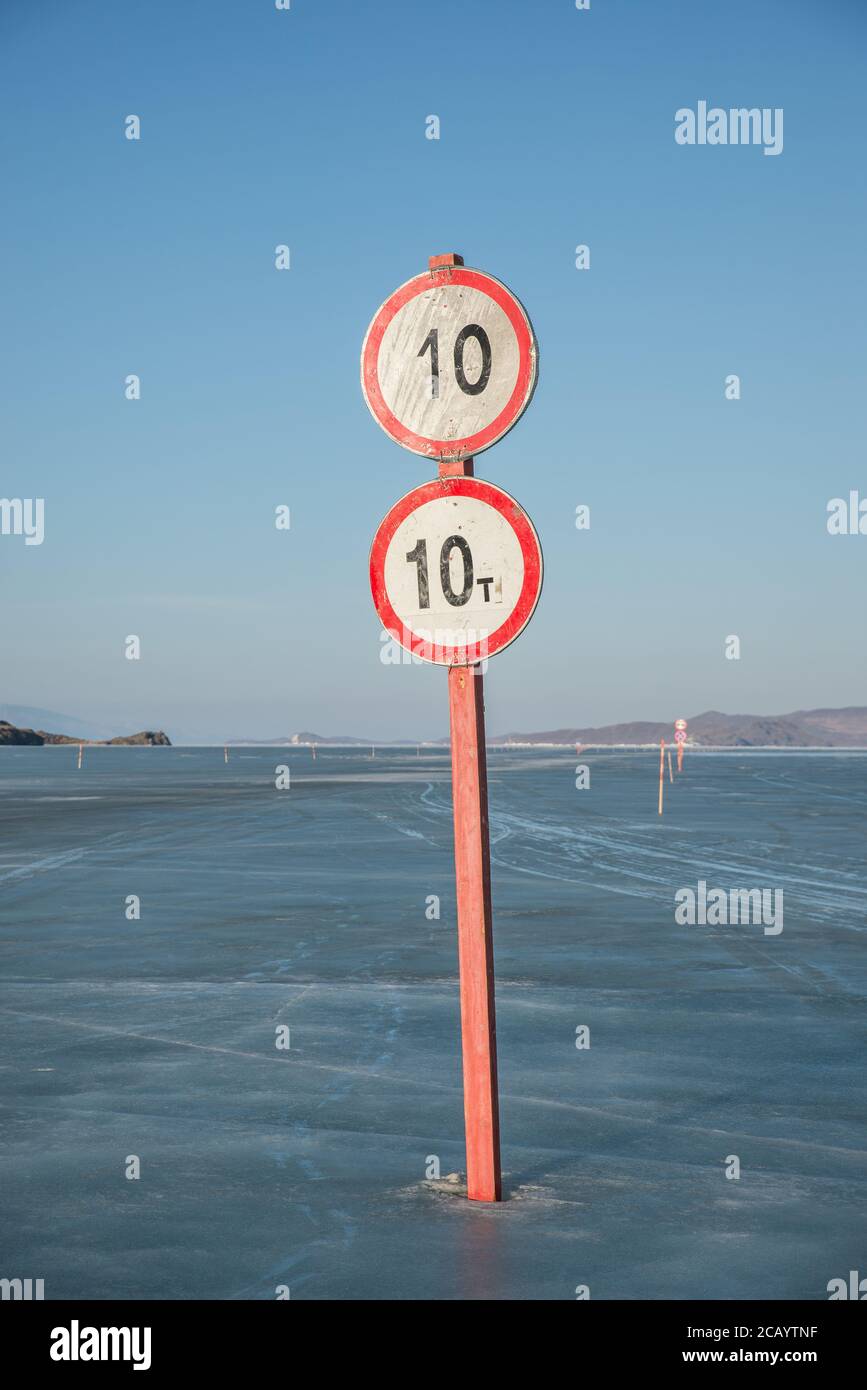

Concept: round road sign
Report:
left=361, top=266, right=538, bottom=460
left=675, top=718, right=688, bottom=731
left=370, top=476, right=543, bottom=665
left=674, top=729, right=687, bottom=743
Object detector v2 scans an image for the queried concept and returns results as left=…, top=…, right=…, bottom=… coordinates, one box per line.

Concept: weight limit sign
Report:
left=361, top=266, right=538, bottom=459
left=370, top=476, right=543, bottom=666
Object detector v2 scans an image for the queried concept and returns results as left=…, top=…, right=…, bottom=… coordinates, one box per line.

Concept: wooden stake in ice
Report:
left=658, top=739, right=665, bottom=815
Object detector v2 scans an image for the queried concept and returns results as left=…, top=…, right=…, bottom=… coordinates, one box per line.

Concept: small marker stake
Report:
left=668, top=750, right=674, bottom=783
left=658, top=739, right=665, bottom=815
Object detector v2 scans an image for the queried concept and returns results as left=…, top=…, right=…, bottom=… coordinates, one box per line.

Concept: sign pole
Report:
left=440, top=454, right=501, bottom=1203
left=364, top=250, right=540, bottom=1206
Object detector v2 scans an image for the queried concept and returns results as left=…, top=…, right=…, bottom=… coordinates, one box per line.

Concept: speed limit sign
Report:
left=370, top=475, right=543, bottom=665
left=675, top=718, right=688, bottom=731
left=363, top=254, right=541, bottom=1204
left=361, top=265, right=538, bottom=459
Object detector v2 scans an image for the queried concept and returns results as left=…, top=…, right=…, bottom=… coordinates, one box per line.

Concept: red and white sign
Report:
left=370, top=476, right=543, bottom=665
left=674, top=729, right=687, bottom=743
left=361, top=266, right=538, bottom=460
left=675, top=718, right=688, bottom=731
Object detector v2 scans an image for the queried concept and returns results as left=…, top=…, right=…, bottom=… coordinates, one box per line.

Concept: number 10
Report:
left=417, top=325, right=492, bottom=399
left=406, top=535, right=474, bottom=608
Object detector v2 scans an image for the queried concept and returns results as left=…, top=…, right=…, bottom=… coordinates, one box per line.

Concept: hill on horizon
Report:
left=226, top=731, right=376, bottom=747
left=0, top=721, right=171, bottom=747
left=494, top=707, right=867, bottom=747
left=0, top=704, right=126, bottom=741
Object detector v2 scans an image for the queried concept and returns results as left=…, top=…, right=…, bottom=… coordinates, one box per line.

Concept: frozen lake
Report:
left=1, top=746, right=865, bottom=1299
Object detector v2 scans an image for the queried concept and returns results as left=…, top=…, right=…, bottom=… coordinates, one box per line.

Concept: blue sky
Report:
left=1, top=0, right=865, bottom=741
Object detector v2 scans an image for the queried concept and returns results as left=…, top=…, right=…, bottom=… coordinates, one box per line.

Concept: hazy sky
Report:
left=2, top=0, right=865, bottom=742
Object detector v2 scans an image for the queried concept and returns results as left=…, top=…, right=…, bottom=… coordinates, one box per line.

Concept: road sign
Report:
left=361, top=264, right=538, bottom=460
left=675, top=718, right=688, bottom=731
left=674, top=729, right=687, bottom=743
left=370, top=475, right=543, bottom=666
left=364, top=253, right=541, bottom=1204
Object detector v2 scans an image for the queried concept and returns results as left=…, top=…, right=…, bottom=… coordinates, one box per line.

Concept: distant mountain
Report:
left=0, top=705, right=123, bottom=741
left=0, top=721, right=171, bottom=747
left=226, top=731, right=374, bottom=746
left=493, top=708, right=867, bottom=748
left=225, top=709, right=867, bottom=748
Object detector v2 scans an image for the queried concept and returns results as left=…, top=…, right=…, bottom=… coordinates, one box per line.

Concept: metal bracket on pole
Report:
left=428, top=252, right=465, bottom=280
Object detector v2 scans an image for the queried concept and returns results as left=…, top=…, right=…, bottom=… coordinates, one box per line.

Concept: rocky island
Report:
left=0, top=722, right=171, bottom=747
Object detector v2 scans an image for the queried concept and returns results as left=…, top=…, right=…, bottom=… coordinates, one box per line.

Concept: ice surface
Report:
left=1, top=747, right=865, bottom=1299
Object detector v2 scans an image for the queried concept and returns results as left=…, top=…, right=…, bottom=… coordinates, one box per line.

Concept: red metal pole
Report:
left=431, top=254, right=500, bottom=1202
left=447, top=659, right=501, bottom=1202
